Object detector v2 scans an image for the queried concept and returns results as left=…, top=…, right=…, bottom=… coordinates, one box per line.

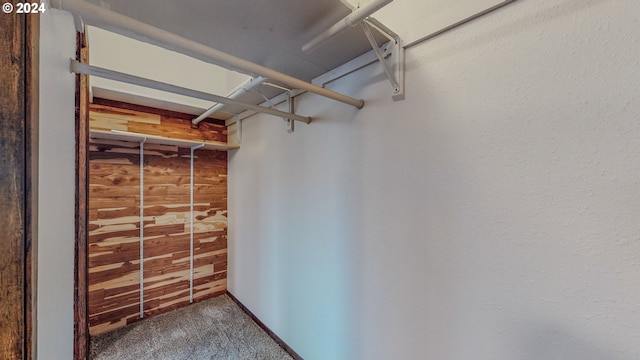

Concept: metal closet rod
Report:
left=302, top=0, right=394, bottom=53
left=404, top=0, right=518, bottom=49
left=70, top=60, right=312, bottom=124
left=192, top=76, right=267, bottom=125
left=52, top=0, right=365, bottom=110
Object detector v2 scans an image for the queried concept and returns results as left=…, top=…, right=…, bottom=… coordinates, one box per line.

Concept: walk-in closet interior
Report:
left=29, top=1, right=640, bottom=359
left=68, top=0, right=404, bottom=347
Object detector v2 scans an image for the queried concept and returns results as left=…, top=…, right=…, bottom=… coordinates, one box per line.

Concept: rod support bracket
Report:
left=390, top=37, right=405, bottom=101
left=286, top=91, right=295, bottom=133
left=362, top=21, right=405, bottom=101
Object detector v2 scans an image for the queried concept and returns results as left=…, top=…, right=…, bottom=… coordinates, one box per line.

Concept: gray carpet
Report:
left=90, top=294, right=295, bottom=360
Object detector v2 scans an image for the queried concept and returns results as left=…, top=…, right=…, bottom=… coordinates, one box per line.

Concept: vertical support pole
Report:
left=139, top=137, right=146, bottom=318
left=287, top=91, right=295, bottom=134
left=236, top=115, right=242, bottom=144
left=189, top=143, right=205, bottom=303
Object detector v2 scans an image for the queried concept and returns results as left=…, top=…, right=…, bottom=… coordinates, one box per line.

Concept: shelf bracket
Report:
left=257, top=88, right=296, bottom=133
left=361, top=20, right=405, bottom=101
left=286, top=91, right=295, bottom=133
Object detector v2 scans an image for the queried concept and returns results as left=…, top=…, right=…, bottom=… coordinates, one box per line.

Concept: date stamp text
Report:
left=3, top=2, right=47, bottom=14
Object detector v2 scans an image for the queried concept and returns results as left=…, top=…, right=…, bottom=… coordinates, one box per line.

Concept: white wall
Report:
left=228, top=1, right=640, bottom=359
left=88, top=26, right=248, bottom=114
left=38, top=5, right=77, bottom=360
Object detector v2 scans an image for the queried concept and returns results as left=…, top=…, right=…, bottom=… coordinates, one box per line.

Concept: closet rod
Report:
left=404, top=0, right=518, bottom=49
left=70, top=60, right=312, bottom=124
left=302, top=0, right=394, bottom=52
left=52, top=0, right=365, bottom=109
left=192, top=76, right=267, bottom=125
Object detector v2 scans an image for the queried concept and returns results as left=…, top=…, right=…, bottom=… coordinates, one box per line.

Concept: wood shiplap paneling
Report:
left=89, top=103, right=227, bottom=143
left=88, top=103, right=228, bottom=335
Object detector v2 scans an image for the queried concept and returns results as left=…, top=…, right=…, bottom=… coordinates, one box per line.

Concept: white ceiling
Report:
left=95, top=0, right=389, bottom=82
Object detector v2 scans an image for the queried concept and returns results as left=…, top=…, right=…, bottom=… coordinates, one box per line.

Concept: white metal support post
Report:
left=234, top=115, right=242, bottom=144
left=189, top=143, right=205, bottom=303
left=287, top=91, right=294, bottom=133
left=139, top=137, right=147, bottom=318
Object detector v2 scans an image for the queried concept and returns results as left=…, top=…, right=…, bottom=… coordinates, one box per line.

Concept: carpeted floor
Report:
left=90, top=294, right=295, bottom=360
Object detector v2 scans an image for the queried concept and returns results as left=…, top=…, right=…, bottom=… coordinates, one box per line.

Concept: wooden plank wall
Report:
left=88, top=102, right=228, bottom=335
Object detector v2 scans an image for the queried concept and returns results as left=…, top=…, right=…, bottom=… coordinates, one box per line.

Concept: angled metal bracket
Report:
left=361, top=20, right=405, bottom=101
left=257, top=88, right=296, bottom=133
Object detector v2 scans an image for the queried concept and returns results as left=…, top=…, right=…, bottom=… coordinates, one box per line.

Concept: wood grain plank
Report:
left=90, top=104, right=162, bottom=124
left=89, top=103, right=227, bottom=143
left=92, top=97, right=226, bottom=126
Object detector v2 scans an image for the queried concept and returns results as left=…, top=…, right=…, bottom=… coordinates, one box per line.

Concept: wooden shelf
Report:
left=89, top=129, right=239, bottom=151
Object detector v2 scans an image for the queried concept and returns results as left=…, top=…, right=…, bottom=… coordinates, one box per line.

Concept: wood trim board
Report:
left=74, top=30, right=90, bottom=360
left=90, top=129, right=239, bottom=151
left=226, top=291, right=304, bottom=360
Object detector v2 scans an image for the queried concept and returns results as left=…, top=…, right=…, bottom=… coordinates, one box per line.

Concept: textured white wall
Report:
left=38, top=6, right=77, bottom=359
left=88, top=26, right=247, bottom=112
left=228, top=1, right=640, bottom=359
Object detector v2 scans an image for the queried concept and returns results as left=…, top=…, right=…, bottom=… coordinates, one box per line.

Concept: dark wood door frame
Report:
left=0, top=10, right=39, bottom=360
left=74, top=31, right=90, bottom=360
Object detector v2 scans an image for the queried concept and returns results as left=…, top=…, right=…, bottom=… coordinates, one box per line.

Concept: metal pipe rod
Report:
left=192, top=76, right=266, bottom=125
left=52, top=0, right=364, bottom=109
left=189, top=143, right=204, bottom=303
left=139, top=137, right=146, bottom=319
left=302, top=0, right=393, bottom=52
left=70, top=60, right=312, bottom=124
left=404, top=0, right=518, bottom=49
